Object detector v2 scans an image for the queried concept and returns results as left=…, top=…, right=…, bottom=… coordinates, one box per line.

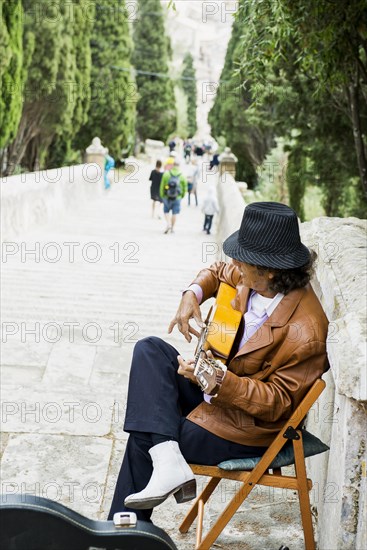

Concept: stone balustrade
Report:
left=144, top=139, right=167, bottom=162
left=1, top=164, right=103, bottom=241
left=1, top=136, right=111, bottom=242
left=215, top=172, right=367, bottom=550
left=218, top=146, right=238, bottom=179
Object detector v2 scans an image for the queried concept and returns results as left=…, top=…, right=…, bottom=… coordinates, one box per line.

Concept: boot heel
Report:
left=174, top=479, right=197, bottom=503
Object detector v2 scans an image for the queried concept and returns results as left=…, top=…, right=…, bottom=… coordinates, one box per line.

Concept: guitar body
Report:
left=193, top=283, right=242, bottom=394
left=204, top=282, right=242, bottom=362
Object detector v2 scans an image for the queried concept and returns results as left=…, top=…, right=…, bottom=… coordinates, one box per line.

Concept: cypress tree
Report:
left=132, top=0, right=176, bottom=142
left=29, top=2, right=81, bottom=169
left=2, top=1, right=95, bottom=173
left=76, top=0, right=136, bottom=160
left=4, top=0, right=63, bottom=174
left=208, top=0, right=271, bottom=187
left=0, top=0, right=23, bottom=151
left=25, top=1, right=94, bottom=170
left=46, top=0, right=95, bottom=167
left=181, top=53, right=197, bottom=137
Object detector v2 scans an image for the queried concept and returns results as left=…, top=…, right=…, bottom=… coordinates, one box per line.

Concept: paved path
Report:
left=1, top=160, right=304, bottom=549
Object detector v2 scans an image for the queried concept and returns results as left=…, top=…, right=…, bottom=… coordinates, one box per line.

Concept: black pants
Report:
left=203, top=214, right=214, bottom=233
left=108, top=337, right=267, bottom=521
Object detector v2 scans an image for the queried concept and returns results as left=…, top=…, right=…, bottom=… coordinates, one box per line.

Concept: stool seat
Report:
left=218, top=429, right=329, bottom=471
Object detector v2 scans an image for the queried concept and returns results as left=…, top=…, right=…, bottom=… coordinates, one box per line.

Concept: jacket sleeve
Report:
left=212, top=340, right=327, bottom=422
left=191, top=261, right=242, bottom=302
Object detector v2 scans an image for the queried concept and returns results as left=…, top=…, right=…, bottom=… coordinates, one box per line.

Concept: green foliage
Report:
left=46, top=0, right=94, bottom=167
left=31, top=0, right=95, bottom=168
left=75, top=0, right=136, bottom=160
left=210, top=0, right=367, bottom=216
left=286, top=147, right=306, bottom=221
left=132, top=0, right=176, bottom=141
left=3, top=0, right=96, bottom=172
left=246, top=139, right=287, bottom=204
left=208, top=0, right=272, bottom=188
left=181, top=53, right=197, bottom=137
left=174, top=85, right=188, bottom=138
left=0, top=0, right=23, bottom=148
left=303, top=186, right=325, bottom=220
left=235, top=0, right=367, bottom=216
left=245, top=139, right=327, bottom=221
left=70, top=0, right=94, bottom=134
left=2, top=0, right=137, bottom=173
left=4, top=0, right=63, bottom=172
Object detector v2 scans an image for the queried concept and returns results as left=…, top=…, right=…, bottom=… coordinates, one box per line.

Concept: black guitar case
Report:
left=0, top=494, right=178, bottom=550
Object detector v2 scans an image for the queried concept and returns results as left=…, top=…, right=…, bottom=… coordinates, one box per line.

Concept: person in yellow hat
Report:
left=164, top=150, right=177, bottom=172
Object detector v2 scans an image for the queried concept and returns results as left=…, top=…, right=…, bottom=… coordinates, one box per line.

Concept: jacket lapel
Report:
left=234, top=287, right=305, bottom=356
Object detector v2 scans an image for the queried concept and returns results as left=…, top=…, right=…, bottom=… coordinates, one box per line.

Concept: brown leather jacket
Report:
left=187, top=262, right=329, bottom=446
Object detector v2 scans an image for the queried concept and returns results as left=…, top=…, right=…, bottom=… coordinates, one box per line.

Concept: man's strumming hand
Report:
left=168, top=290, right=204, bottom=343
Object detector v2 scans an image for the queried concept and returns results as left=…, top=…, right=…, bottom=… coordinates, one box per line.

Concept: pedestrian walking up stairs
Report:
left=1, top=159, right=307, bottom=549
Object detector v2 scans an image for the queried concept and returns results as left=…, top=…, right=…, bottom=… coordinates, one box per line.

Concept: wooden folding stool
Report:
left=179, top=379, right=327, bottom=550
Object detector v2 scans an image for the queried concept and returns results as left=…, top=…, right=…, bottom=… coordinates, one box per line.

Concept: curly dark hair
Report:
left=253, top=249, right=317, bottom=295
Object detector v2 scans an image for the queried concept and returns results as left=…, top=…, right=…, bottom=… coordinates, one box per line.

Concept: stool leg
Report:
left=293, top=438, right=315, bottom=550
left=197, top=479, right=257, bottom=550
left=196, top=499, right=204, bottom=549
left=179, top=477, right=220, bottom=534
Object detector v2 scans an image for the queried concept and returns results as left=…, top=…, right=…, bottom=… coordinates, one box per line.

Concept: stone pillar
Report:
left=85, top=137, right=107, bottom=184
left=145, top=139, right=166, bottom=162
left=219, top=147, right=238, bottom=179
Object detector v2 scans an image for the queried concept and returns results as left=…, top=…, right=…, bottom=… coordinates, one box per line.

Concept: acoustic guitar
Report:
left=193, top=282, right=242, bottom=394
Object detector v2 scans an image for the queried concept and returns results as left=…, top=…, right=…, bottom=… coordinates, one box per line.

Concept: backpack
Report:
left=165, top=171, right=181, bottom=199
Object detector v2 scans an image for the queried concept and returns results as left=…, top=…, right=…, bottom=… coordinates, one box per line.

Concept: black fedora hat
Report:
left=223, top=202, right=310, bottom=269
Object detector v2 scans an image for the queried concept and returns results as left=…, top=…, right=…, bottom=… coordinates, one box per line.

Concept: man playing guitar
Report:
left=108, top=202, right=329, bottom=524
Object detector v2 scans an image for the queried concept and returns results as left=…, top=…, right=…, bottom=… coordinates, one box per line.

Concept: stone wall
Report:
left=1, top=164, right=103, bottom=241
left=301, top=217, right=366, bottom=550
left=215, top=173, right=367, bottom=550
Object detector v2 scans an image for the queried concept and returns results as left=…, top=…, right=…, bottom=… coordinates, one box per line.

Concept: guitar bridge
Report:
left=194, top=352, right=226, bottom=394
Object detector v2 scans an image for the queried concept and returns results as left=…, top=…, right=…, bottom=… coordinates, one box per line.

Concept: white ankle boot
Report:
left=124, top=441, right=196, bottom=509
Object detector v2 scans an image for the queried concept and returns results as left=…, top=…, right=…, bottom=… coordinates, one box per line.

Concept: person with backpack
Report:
left=159, top=158, right=187, bottom=234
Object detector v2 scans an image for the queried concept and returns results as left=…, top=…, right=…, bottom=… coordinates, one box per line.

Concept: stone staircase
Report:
left=1, top=159, right=307, bottom=549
